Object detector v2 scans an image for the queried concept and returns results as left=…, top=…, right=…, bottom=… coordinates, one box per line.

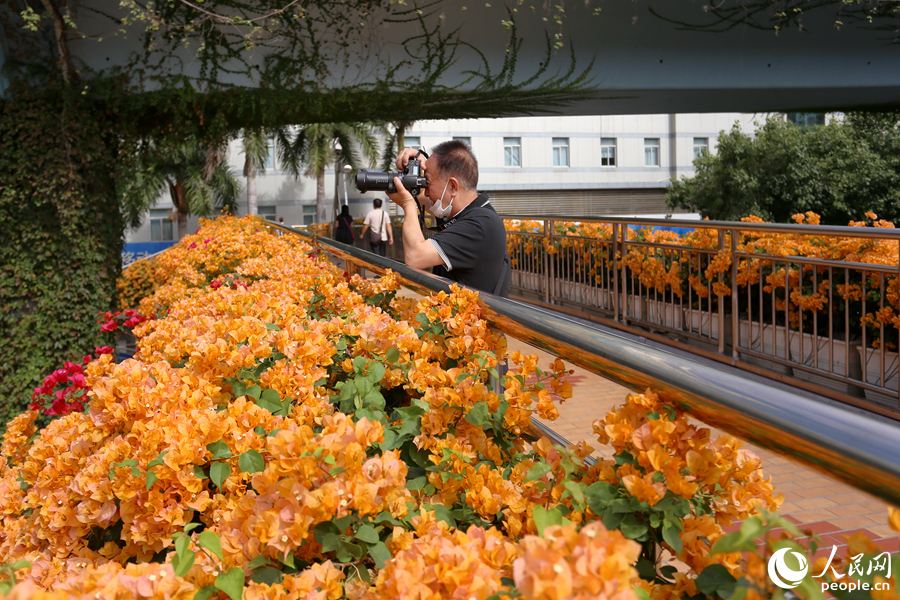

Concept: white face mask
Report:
left=426, top=179, right=453, bottom=219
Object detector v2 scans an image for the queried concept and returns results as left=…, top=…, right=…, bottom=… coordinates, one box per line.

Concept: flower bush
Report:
left=1, top=215, right=893, bottom=599
left=504, top=213, right=900, bottom=349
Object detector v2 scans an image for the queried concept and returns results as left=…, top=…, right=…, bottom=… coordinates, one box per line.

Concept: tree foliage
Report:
left=666, top=115, right=900, bottom=225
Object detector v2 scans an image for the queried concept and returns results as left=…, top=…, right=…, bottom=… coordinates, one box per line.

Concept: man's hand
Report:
left=395, top=147, right=429, bottom=173
left=386, top=176, right=418, bottom=214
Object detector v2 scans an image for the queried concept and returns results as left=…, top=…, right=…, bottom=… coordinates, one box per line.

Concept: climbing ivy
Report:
left=0, top=81, right=124, bottom=427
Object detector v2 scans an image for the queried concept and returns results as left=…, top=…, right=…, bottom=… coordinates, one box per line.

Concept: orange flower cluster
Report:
left=592, top=389, right=781, bottom=595
left=4, top=214, right=874, bottom=600
left=117, top=256, right=161, bottom=311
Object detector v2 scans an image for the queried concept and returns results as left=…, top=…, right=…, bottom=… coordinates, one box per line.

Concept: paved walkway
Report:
left=510, top=335, right=900, bottom=558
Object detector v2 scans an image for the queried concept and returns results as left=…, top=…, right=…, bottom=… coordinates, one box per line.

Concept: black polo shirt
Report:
left=428, top=194, right=511, bottom=298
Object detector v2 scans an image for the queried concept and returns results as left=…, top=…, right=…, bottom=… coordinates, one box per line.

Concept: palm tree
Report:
left=118, top=138, right=242, bottom=239
left=293, top=123, right=381, bottom=223
left=380, top=120, right=416, bottom=171
left=240, top=128, right=268, bottom=216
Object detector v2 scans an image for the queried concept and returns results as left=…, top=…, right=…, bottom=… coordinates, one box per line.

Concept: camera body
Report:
left=356, top=157, right=428, bottom=196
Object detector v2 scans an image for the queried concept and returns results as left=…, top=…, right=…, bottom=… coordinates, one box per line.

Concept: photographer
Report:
left=386, top=140, right=511, bottom=298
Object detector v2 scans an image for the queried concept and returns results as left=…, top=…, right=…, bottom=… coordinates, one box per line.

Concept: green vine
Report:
left=0, top=81, right=124, bottom=428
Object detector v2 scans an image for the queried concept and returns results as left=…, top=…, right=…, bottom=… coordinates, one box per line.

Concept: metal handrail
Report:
left=272, top=223, right=900, bottom=508
left=500, top=214, right=900, bottom=241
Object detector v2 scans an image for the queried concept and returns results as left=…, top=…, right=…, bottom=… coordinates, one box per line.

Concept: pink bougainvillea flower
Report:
left=95, top=346, right=115, bottom=355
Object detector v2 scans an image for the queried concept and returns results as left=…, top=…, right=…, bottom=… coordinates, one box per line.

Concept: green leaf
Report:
left=369, top=362, right=386, bottom=383
left=197, top=531, right=224, bottom=561
left=250, top=565, right=283, bottom=585
left=368, top=541, right=392, bottom=568
left=464, top=401, right=491, bottom=426
left=710, top=516, right=764, bottom=555
left=406, top=476, right=428, bottom=492
left=232, top=380, right=247, bottom=398
left=215, top=567, right=246, bottom=600
left=661, top=518, right=683, bottom=555
left=618, top=514, right=649, bottom=540
left=256, top=392, right=283, bottom=414
left=148, top=450, right=169, bottom=468
left=532, top=505, right=564, bottom=536
left=524, top=462, right=553, bottom=483
left=246, top=385, right=262, bottom=399
left=172, top=547, right=196, bottom=577
left=355, top=524, right=380, bottom=544
left=266, top=323, right=282, bottom=331
left=562, top=481, right=585, bottom=507
left=247, top=555, right=271, bottom=570
left=145, top=471, right=158, bottom=490
left=431, top=504, right=457, bottom=528
left=210, top=462, right=231, bottom=490
left=385, top=347, right=400, bottom=363
left=193, top=465, right=208, bottom=480
left=635, top=585, right=652, bottom=600
left=321, top=532, right=340, bottom=553
left=238, top=449, right=266, bottom=474
left=193, top=585, right=218, bottom=600
left=207, top=440, right=232, bottom=460
left=695, top=564, right=737, bottom=598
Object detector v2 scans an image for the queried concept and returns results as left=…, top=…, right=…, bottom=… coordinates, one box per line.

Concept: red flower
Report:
left=210, top=280, right=223, bottom=289
left=95, top=346, right=114, bottom=355
left=100, top=319, right=118, bottom=332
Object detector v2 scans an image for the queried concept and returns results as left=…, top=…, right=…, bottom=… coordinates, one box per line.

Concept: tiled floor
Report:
left=509, top=335, right=900, bottom=556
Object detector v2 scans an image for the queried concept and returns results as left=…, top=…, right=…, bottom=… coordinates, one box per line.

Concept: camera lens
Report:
left=356, top=170, right=396, bottom=193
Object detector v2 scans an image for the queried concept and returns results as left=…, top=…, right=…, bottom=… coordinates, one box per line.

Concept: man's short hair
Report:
left=373, top=198, right=383, bottom=208
left=429, top=140, right=478, bottom=190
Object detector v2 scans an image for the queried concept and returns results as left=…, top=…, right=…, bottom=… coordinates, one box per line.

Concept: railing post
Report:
left=612, top=223, right=620, bottom=322
left=730, top=227, right=739, bottom=361
left=544, top=219, right=552, bottom=304
left=717, top=228, right=727, bottom=356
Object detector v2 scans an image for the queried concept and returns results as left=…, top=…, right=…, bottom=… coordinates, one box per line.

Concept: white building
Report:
left=125, top=112, right=763, bottom=248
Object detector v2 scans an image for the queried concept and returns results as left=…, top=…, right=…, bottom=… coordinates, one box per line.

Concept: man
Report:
left=360, top=198, right=393, bottom=257
left=387, top=140, right=511, bottom=297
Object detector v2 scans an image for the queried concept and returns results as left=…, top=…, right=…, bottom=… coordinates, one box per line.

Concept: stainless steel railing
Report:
left=275, top=223, right=900, bottom=509
left=501, top=215, right=900, bottom=413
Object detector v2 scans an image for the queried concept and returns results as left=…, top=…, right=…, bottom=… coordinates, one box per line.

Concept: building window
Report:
left=693, top=137, right=709, bottom=161
left=149, top=209, right=173, bottom=242
left=303, top=205, right=316, bottom=225
left=452, top=136, right=471, bottom=148
left=404, top=136, right=422, bottom=150
left=263, top=139, right=276, bottom=170
left=504, top=137, right=521, bottom=167
left=644, top=138, right=660, bottom=167
left=258, top=206, right=277, bottom=222
left=552, top=137, right=569, bottom=167
left=786, top=113, right=825, bottom=128
left=600, top=138, right=617, bottom=167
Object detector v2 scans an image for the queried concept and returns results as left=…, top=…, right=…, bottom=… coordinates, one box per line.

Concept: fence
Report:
left=271, top=221, right=900, bottom=510
left=502, top=215, right=900, bottom=415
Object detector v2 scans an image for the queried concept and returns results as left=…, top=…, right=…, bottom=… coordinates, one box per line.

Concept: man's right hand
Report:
left=395, top=148, right=429, bottom=173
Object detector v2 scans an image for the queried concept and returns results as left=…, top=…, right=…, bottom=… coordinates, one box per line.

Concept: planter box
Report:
left=789, top=333, right=862, bottom=395
left=857, top=346, right=900, bottom=405
left=644, top=299, right=683, bottom=330
left=737, top=320, right=792, bottom=375
left=511, top=271, right=545, bottom=295
left=556, top=281, right=604, bottom=307
left=619, top=294, right=645, bottom=321
left=686, top=310, right=732, bottom=343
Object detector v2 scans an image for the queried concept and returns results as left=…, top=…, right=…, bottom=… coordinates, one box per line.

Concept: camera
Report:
left=356, top=157, right=427, bottom=196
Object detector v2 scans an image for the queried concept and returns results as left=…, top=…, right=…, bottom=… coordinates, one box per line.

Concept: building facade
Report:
left=124, top=112, right=762, bottom=250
